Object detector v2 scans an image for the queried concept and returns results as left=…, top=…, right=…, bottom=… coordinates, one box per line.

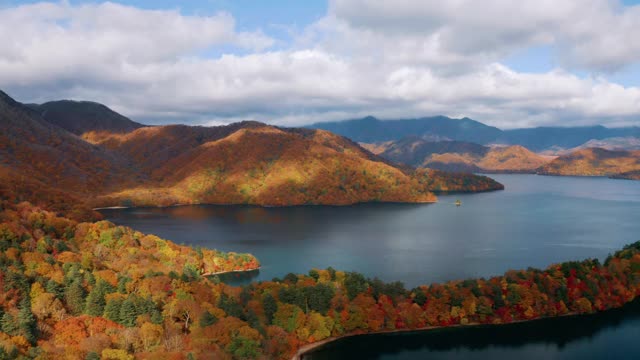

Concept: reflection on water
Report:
left=208, top=269, right=260, bottom=286
left=307, top=299, right=640, bottom=360
left=101, top=175, right=640, bottom=288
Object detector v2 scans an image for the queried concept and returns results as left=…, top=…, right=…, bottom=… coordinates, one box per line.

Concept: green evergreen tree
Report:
left=104, top=298, right=123, bottom=323
left=18, top=297, right=37, bottom=345
left=150, top=309, right=163, bottom=325
left=262, top=293, right=277, bottom=325
left=199, top=311, right=218, bottom=328
left=227, top=336, right=260, bottom=359
left=64, top=279, right=86, bottom=315
left=0, top=312, right=18, bottom=336
left=45, top=280, right=64, bottom=299
left=85, top=352, right=100, bottom=360
left=119, top=298, right=138, bottom=327
left=85, top=280, right=112, bottom=316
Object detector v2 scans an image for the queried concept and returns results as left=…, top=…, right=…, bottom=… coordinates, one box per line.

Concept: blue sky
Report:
left=1, top=0, right=640, bottom=128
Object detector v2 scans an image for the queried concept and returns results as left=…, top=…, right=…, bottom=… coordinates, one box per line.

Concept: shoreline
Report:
left=92, top=199, right=440, bottom=212
left=291, top=309, right=620, bottom=360
left=202, top=267, right=261, bottom=277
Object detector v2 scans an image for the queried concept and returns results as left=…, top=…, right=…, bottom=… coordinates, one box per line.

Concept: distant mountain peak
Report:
left=33, top=99, right=144, bottom=135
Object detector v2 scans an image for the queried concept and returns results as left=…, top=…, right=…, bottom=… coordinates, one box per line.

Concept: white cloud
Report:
left=0, top=2, right=273, bottom=84
left=327, top=0, right=640, bottom=72
left=0, top=1, right=639, bottom=129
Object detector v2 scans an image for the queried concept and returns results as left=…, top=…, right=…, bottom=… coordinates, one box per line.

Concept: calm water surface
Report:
left=101, top=175, right=640, bottom=360
left=102, top=175, right=640, bottom=288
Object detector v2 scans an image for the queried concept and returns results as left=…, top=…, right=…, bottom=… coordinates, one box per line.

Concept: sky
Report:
left=1, top=0, right=640, bottom=129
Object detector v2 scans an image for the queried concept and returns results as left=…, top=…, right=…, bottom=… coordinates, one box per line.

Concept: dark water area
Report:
left=101, top=174, right=640, bottom=359
left=306, top=299, right=640, bottom=360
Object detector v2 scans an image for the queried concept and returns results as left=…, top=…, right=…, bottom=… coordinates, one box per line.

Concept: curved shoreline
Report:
left=92, top=199, right=439, bottom=211
left=291, top=309, right=618, bottom=360
left=203, top=267, right=261, bottom=277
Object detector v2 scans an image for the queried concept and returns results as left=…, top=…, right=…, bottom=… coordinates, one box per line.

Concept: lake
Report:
left=101, top=174, right=640, bottom=288
left=101, top=174, right=640, bottom=359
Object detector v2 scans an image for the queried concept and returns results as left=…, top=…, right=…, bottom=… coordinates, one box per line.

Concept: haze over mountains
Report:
left=310, top=116, right=640, bottom=152
left=310, top=115, right=640, bottom=178
left=0, top=90, right=502, bottom=218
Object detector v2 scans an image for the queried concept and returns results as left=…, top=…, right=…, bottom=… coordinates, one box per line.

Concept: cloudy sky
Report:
left=2, top=0, right=640, bottom=128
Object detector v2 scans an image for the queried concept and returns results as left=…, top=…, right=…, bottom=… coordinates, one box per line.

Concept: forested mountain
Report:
left=310, top=116, right=640, bottom=152
left=0, top=91, right=133, bottom=219
left=538, top=148, right=640, bottom=177
left=31, top=100, right=144, bottom=136
left=0, top=90, right=503, bottom=218
left=362, top=137, right=552, bottom=173
left=1, top=201, right=639, bottom=359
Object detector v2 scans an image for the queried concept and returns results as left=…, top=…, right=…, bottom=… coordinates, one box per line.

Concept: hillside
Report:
left=538, top=148, right=640, bottom=177
left=1, top=201, right=639, bottom=359
left=1, top=90, right=504, bottom=215
left=90, top=124, right=442, bottom=207
left=32, top=100, right=145, bottom=136
left=366, top=137, right=551, bottom=173
left=0, top=91, right=134, bottom=219
left=310, top=117, right=640, bottom=152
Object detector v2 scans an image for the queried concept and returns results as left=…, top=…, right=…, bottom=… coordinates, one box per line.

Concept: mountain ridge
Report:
left=310, top=116, right=640, bottom=151
left=0, top=90, right=503, bottom=218
left=538, top=148, right=640, bottom=177
left=31, top=100, right=145, bottom=136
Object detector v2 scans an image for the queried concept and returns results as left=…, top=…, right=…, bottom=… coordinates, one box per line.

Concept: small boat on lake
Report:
left=455, top=200, right=461, bottom=206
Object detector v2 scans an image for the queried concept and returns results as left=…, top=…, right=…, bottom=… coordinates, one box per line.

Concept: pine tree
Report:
left=64, top=279, right=86, bottom=315
left=85, top=280, right=112, bottom=316
left=118, top=298, right=138, bottom=327
left=45, top=280, right=64, bottom=299
left=199, top=311, right=218, bottom=328
left=104, top=298, right=123, bottom=323
left=18, top=297, right=37, bottom=345
left=150, top=310, right=163, bottom=325
left=263, top=293, right=277, bottom=325
left=0, top=312, right=18, bottom=336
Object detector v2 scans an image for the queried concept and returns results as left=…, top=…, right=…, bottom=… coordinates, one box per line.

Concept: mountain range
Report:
left=310, top=116, right=640, bottom=152
left=0, top=90, right=503, bottom=218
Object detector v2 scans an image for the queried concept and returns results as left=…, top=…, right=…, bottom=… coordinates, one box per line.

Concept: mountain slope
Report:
left=91, top=124, right=442, bottom=207
left=33, top=100, right=144, bottom=136
left=1, top=90, right=505, bottom=212
left=562, top=137, right=640, bottom=153
left=367, top=137, right=551, bottom=173
left=538, top=148, right=640, bottom=177
left=0, top=91, right=133, bottom=217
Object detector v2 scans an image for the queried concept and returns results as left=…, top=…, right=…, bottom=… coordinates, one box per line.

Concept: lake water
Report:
left=101, top=175, right=640, bottom=288
left=101, top=174, right=640, bottom=359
